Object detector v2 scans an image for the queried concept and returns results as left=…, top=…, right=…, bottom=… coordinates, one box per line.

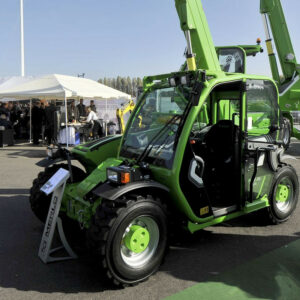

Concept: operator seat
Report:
left=203, top=120, right=240, bottom=206
left=204, top=120, right=239, bottom=163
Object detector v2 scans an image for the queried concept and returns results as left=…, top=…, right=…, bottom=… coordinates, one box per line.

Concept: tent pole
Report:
left=64, top=94, right=68, bottom=148
left=29, top=99, right=32, bottom=143
left=105, top=98, right=108, bottom=136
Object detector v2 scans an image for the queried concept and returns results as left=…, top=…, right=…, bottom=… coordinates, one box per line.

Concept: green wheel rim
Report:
left=121, top=216, right=159, bottom=268
left=274, top=177, right=294, bottom=213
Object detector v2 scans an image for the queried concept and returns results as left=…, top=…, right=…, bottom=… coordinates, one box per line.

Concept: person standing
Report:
left=90, top=100, right=97, bottom=113
left=0, top=112, right=12, bottom=129
left=67, top=100, right=79, bottom=122
left=77, top=99, right=86, bottom=118
left=32, top=101, right=43, bottom=145
left=44, top=101, right=56, bottom=145
left=85, top=106, right=102, bottom=138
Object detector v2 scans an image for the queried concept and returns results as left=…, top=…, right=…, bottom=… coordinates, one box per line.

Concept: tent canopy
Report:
left=0, top=76, right=35, bottom=90
left=0, top=74, right=131, bottom=100
left=0, top=76, right=35, bottom=101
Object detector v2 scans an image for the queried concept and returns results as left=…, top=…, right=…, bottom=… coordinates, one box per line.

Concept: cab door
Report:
left=244, top=79, right=280, bottom=204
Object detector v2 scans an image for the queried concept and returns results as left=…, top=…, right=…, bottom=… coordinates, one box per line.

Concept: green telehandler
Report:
left=29, top=0, right=299, bottom=286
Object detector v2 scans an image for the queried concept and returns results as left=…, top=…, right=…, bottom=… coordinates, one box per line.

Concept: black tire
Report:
left=282, top=118, right=291, bottom=150
left=29, top=163, right=86, bottom=223
left=87, top=195, right=168, bottom=287
left=267, top=165, right=299, bottom=224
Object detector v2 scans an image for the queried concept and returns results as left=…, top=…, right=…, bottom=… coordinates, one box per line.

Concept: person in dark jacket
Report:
left=0, top=113, right=12, bottom=129
left=77, top=99, right=86, bottom=117
left=44, top=101, right=57, bottom=145
left=67, top=100, right=79, bottom=122
left=90, top=100, right=97, bottom=113
left=32, top=101, right=43, bottom=145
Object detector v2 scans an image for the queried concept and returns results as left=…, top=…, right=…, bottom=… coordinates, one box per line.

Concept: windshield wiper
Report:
left=135, top=114, right=181, bottom=165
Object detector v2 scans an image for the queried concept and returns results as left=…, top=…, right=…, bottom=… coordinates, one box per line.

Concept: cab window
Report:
left=218, top=48, right=245, bottom=73
left=246, top=80, right=278, bottom=136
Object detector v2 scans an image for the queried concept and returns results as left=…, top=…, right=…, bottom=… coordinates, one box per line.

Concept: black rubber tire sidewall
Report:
left=107, top=200, right=168, bottom=283
left=268, top=166, right=299, bottom=223
left=29, top=164, right=86, bottom=223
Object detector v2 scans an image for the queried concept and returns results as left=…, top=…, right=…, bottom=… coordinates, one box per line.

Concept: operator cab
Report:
left=182, top=78, right=280, bottom=218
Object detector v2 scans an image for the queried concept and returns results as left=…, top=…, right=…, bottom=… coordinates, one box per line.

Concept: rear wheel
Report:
left=87, top=195, right=168, bottom=287
left=267, top=165, right=299, bottom=224
left=29, top=164, right=86, bottom=222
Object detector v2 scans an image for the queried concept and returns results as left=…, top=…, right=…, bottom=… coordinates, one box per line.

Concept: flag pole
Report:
left=20, top=0, right=25, bottom=77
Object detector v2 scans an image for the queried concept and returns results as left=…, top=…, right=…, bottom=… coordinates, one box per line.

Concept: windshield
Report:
left=120, top=85, right=192, bottom=168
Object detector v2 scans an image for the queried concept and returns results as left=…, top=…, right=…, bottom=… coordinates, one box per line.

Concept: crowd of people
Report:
left=0, top=101, right=30, bottom=137
left=0, top=99, right=105, bottom=146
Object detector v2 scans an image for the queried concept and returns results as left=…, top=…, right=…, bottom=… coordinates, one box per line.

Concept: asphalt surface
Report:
left=0, top=141, right=300, bottom=299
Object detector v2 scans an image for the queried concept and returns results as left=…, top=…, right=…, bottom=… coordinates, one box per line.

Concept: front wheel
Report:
left=87, top=195, right=168, bottom=287
left=267, top=165, right=299, bottom=224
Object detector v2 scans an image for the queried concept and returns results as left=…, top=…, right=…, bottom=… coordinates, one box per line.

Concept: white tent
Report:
left=0, top=74, right=131, bottom=146
left=0, top=76, right=35, bottom=101
left=0, top=74, right=131, bottom=100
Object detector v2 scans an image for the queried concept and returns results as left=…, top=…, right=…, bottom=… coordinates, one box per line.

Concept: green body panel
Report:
left=188, top=195, right=269, bottom=233
left=238, top=44, right=263, bottom=57
left=175, top=0, right=221, bottom=72
left=62, top=157, right=122, bottom=227
left=71, top=135, right=122, bottom=174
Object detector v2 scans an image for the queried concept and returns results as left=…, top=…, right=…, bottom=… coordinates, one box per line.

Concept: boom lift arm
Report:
left=175, top=0, right=221, bottom=72
left=260, top=0, right=300, bottom=85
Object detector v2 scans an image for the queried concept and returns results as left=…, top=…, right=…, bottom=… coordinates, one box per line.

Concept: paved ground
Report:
left=0, top=141, right=300, bottom=299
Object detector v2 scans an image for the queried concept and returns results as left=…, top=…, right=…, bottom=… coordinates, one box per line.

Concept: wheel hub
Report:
left=276, top=184, right=290, bottom=202
left=124, top=225, right=150, bottom=253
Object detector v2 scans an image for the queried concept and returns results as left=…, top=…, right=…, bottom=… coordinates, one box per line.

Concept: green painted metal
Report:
left=175, top=0, right=221, bottom=72
left=276, top=184, right=290, bottom=202
left=71, top=135, right=122, bottom=174
left=124, top=225, right=150, bottom=253
left=260, top=0, right=298, bottom=82
left=187, top=196, right=269, bottom=233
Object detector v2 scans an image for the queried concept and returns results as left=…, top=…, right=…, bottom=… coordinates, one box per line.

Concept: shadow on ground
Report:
left=0, top=192, right=299, bottom=298
left=2, top=149, right=46, bottom=158
left=0, top=188, right=29, bottom=195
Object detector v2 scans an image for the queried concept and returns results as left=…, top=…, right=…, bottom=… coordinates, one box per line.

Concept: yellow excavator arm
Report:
left=116, top=99, right=135, bottom=133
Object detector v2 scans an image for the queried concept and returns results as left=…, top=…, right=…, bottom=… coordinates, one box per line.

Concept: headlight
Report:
left=106, top=166, right=142, bottom=185
left=180, top=75, right=188, bottom=85
left=169, top=77, right=177, bottom=87
left=107, top=169, right=119, bottom=183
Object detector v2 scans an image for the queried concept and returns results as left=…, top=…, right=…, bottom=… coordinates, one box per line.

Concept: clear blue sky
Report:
left=0, top=0, right=300, bottom=80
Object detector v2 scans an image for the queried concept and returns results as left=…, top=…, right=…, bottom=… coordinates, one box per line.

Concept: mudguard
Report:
left=93, top=181, right=170, bottom=201
left=36, top=157, right=72, bottom=168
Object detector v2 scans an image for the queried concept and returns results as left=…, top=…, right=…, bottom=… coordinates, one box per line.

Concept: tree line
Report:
left=98, top=76, right=143, bottom=97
